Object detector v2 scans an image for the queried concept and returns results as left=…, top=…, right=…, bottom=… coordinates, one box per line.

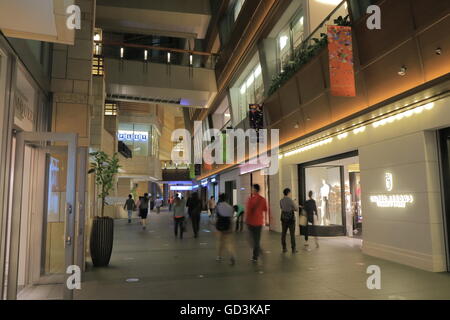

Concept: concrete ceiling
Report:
left=96, top=0, right=211, bottom=39
left=0, top=0, right=75, bottom=44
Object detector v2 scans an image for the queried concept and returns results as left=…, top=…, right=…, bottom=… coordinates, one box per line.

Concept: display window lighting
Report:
left=120, top=47, right=124, bottom=59
left=144, top=50, right=148, bottom=61
left=254, top=64, right=262, bottom=78
left=353, top=126, right=366, bottom=134
left=189, top=54, right=193, bottom=66
left=338, top=132, right=348, bottom=139
left=167, top=52, right=171, bottom=63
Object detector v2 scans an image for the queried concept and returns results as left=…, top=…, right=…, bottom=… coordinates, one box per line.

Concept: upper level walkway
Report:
left=19, top=208, right=450, bottom=300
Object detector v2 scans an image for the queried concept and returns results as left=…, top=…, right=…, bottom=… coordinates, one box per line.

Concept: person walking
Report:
left=208, top=196, right=216, bottom=218
left=215, top=193, right=236, bottom=265
left=137, top=193, right=150, bottom=230
left=155, top=197, right=163, bottom=214
left=186, top=192, right=202, bottom=238
left=123, top=194, right=136, bottom=223
left=233, top=204, right=244, bottom=232
left=280, top=188, right=298, bottom=253
left=150, top=195, right=155, bottom=211
left=172, top=196, right=186, bottom=239
left=245, top=184, right=267, bottom=262
left=301, top=190, right=320, bottom=251
left=168, top=195, right=174, bottom=211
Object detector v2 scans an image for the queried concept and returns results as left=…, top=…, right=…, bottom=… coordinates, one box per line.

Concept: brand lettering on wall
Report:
left=370, top=172, right=414, bottom=208
left=14, top=91, right=34, bottom=123
left=117, top=130, right=148, bottom=142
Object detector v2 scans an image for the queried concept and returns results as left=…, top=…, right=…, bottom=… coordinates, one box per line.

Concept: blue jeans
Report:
left=127, top=210, right=133, bottom=219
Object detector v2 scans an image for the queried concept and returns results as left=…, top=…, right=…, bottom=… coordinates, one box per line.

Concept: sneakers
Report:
left=304, top=243, right=311, bottom=251
left=216, top=256, right=223, bottom=262
left=292, top=248, right=298, bottom=254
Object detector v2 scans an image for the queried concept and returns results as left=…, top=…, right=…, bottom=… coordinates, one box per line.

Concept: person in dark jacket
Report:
left=137, top=193, right=149, bottom=230
left=123, top=194, right=136, bottom=223
left=300, top=190, right=320, bottom=251
left=280, top=188, right=298, bottom=253
left=186, top=192, right=202, bottom=238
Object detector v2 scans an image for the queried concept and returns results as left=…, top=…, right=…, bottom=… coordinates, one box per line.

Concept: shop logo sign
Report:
left=14, top=91, right=34, bottom=123
left=66, top=5, right=81, bottom=30
left=118, top=131, right=148, bottom=142
left=385, top=172, right=393, bottom=191
left=370, top=172, right=414, bottom=208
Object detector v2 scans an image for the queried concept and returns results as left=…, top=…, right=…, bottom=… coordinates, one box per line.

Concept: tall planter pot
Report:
left=90, top=216, right=114, bottom=267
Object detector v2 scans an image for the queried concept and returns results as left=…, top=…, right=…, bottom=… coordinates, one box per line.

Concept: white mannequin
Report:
left=320, top=179, right=330, bottom=225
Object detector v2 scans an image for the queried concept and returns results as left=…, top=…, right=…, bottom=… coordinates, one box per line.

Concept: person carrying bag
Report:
left=280, top=188, right=298, bottom=253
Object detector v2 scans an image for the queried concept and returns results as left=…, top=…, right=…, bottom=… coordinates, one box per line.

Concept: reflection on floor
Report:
left=19, top=208, right=450, bottom=300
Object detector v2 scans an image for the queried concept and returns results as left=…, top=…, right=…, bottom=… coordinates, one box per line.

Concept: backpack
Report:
left=216, top=214, right=231, bottom=231
left=281, top=211, right=295, bottom=222
left=139, top=198, right=149, bottom=209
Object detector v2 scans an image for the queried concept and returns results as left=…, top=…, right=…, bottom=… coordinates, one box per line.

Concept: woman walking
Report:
left=215, top=193, right=235, bottom=265
left=172, top=196, right=186, bottom=239
left=186, top=192, right=202, bottom=238
left=301, top=190, right=320, bottom=250
left=137, top=193, right=150, bottom=230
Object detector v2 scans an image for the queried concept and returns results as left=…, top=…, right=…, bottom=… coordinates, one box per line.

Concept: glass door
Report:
left=438, top=128, right=450, bottom=271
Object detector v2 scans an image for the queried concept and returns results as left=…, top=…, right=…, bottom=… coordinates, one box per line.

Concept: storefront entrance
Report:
left=438, top=127, right=450, bottom=271
left=5, top=132, right=86, bottom=300
left=298, top=151, right=362, bottom=237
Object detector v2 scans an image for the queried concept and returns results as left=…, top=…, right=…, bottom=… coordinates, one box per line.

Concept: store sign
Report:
left=14, top=91, right=34, bottom=123
left=370, top=173, right=414, bottom=208
left=117, top=130, right=148, bottom=142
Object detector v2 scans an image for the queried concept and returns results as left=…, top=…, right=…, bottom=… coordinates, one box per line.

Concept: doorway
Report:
left=298, top=151, right=361, bottom=237
left=6, top=132, right=85, bottom=300
left=438, top=127, right=450, bottom=271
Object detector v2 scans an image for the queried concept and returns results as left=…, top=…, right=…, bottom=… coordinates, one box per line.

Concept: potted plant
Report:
left=88, top=151, right=120, bottom=267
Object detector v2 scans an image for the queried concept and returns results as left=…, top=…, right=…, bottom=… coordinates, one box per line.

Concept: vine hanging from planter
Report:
left=268, top=15, right=351, bottom=97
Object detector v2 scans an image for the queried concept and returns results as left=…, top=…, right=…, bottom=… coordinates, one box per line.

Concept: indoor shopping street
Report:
left=18, top=208, right=450, bottom=300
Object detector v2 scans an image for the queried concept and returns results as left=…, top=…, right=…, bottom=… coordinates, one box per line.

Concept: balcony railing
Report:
left=268, top=0, right=350, bottom=96
left=94, top=41, right=219, bottom=70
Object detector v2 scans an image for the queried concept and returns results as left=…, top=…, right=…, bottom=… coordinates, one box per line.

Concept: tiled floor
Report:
left=20, top=208, right=450, bottom=300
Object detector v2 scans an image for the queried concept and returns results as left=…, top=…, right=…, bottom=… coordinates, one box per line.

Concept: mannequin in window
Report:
left=320, top=179, right=330, bottom=225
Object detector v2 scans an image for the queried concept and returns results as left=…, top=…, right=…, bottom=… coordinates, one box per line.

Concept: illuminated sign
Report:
left=170, top=186, right=192, bottom=191
left=118, top=130, right=148, bottom=142
left=370, top=172, right=414, bottom=208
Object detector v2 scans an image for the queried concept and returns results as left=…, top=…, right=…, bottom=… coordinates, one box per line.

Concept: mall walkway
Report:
left=20, top=208, right=450, bottom=300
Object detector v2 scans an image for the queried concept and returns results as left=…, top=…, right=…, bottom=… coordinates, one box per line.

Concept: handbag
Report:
left=299, top=211, right=308, bottom=227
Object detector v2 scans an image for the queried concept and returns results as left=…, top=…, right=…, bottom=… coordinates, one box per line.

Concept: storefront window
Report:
left=234, top=63, right=263, bottom=125
left=276, top=9, right=305, bottom=74
left=300, top=153, right=361, bottom=236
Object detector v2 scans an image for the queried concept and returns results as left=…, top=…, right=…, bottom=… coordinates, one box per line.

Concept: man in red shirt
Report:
left=245, top=184, right=268, bottom=262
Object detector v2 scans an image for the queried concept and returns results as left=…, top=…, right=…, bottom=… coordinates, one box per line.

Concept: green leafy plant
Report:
left=267, top=15, right=351, bottom=97
left=88, top=151, right=121, bottom=217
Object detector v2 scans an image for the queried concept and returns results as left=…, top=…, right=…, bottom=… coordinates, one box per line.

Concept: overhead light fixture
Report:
left=398, top=66, right=407, bottom=76
left=120, top=47, right=124, bottom=59
left=189, top=54, right=193, bottom=66
left=167, top=52, right=171, bottom=63
left=144, top=50, right=148, bottom=61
